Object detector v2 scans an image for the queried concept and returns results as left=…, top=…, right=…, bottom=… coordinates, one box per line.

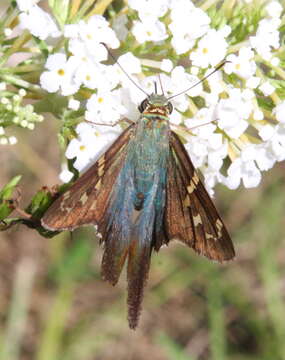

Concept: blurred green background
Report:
left=1, top=97, right=285, bottom=360
left=1, top=1, right=285, bottom=359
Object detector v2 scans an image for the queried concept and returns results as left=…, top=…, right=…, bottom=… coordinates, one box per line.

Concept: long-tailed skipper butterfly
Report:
left=42, top=46, right=235, bottom=329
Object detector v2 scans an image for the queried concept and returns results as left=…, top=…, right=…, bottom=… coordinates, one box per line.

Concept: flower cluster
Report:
left=0, top=84, right=43, bottom=146
left=11, top=0, right=285, bottom=193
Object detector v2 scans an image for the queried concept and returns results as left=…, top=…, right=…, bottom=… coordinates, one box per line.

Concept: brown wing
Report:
left=164, top=131, right=235, bottom=262
left=41, top=124, right=134, bottom=231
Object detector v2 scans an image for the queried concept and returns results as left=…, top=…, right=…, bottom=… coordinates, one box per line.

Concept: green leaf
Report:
left=0, top=175, right=22, bottom=221
left=23, top=184, right=70, bottom=238
left=0, top=175, right=21, bottom=200
left=52, top=0, right=70, bottom=27
left=25, top=187, right=54, bottom=219
left=0, top=202, right=14, bottom=221
left=33, top=93, right=68, bottom=117
left=26, top=183, right=70, bottom=220
left=257, top=96, right=275, bottom=112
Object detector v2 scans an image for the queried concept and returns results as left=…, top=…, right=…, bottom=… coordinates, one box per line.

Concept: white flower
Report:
left=59, top=165, right=74, bottom=183
left=4, top=28, right=12, bottom=37
left=85, top=91, right=127, bottom=124
left=172, top=66, right=202, bottom=97
left=265, top=1, right=283, bottom=18
left=254, top=143, right=276, bottom=171
left=0, top=137, right=8, bottom=145
left=115, top=52, right=141, bottom=79
left=250, top=18, right=280, bottom=60
left=259, top=81, right=275, bottom=96
left=78, top=15, right=119, bottom=49
left=253, top=109, right=264, bottom=121
left=73, top=61, right=108, bottom=90
left=225, top=47, right=256, bottom=79
left=190, top=29, right=229, bottom=68
left=65, top=137, right=94, bottom=172
left=19, top=5, right=61, bottom=40
left=8, top=136, right=17, bottom=145
left=185, top=107, right=216, bottom=132
left=225, top=157, right=261, bottom=189
left=271, top=57, right=280, bottom=66
left=273, top=101, right=285, bottom=122
left=205, top=69, right=225, bottom=95
left=65, top=122, right=121, bottom=172
left=266, top=124, right=285, bottom=162
left=68, top=38, right=108, bottom=64
left=16, top=0, right=39, bottom=12
left=132, top=19, right=168, bottom=43
left=116, top=87, right=142, bottom=121
left=40, top=54, right=80, bottom=95
left=203, top=168, right=225, bottom=197
left=65, top=15, right=119, bottom=62
left=246, top=76, right=261, bottom=89
left=184, top=107, right=227, bottom=174
left=128, top=0, right=169, bottom=21
left=259, top=124, right=275, bottom=141
left=68, top=99, right=80, bottom=111
left=169, top=1, right=210, bottom=54
left=0, top=82, right=6, bottom=91
left=160, top=59, right=173, bottom=72
left=216, top=88, right=252, bottom=139
left=157, top=67, right=203, bottom=113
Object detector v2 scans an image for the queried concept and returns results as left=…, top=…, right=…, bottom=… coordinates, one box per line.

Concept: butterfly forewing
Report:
left=165, top=131, right=235, bottom=262
left=41, top=125, right=134, bottom=231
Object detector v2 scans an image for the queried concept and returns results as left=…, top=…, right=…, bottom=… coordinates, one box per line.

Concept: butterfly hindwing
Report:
left=41, top=125, right=134, bottom=231
left=165, top=131, right=235, bottom=262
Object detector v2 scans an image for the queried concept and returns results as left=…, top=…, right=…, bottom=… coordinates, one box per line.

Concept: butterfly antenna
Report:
left=100, top=42, right=149, bottom=97
left=158, top=74, right=164, bottom=95
left=167, top=61, right=228, bottom=101
left=154, top=81, right=158, bottom=94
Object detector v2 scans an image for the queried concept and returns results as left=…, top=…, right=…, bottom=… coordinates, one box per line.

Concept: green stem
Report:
left=87, top=0, right=115, bottom=16
left=0, top=259, right=36, bottom=360
left=70, top=0, right=97, bottom=22
left=208, top=275, right=227, bottom=360
left=0, top=31, right=32, bottom=67
left=8, top=64, right=44, bottom=74
left=36, top=283, right=75, bottom=360
left=1, top=6, right=18, bottom=30
left=227, top=40, right=250, bottom=54
left=200, top=0, right=219, bottom=11
left=0, top=72, right=46, bottom=96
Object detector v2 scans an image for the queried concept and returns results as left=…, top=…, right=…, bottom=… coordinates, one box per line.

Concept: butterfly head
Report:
left=138, top=94, right=173, bottom=116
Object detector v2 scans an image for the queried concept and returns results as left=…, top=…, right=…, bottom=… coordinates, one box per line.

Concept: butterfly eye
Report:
left=138, top=98, right=149, bottom=113
left=167, top=102, right=173, bottom=114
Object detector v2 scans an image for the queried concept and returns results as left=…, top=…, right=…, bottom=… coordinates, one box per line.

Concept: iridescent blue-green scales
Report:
left=101, top=95, right=171, bottom=327
left=42, top=93, right=235, bottom=330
